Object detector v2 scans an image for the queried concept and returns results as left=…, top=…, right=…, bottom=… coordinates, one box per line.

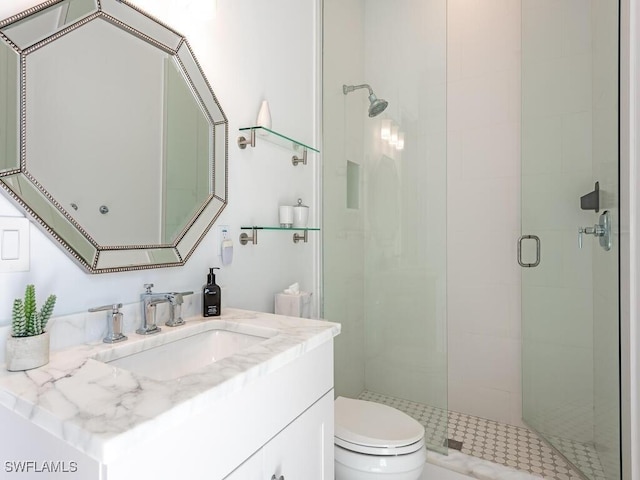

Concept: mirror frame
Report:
left=0, top=0, right=228, bottom=273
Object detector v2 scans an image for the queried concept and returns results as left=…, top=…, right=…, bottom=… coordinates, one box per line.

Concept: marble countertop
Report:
left=0, top=308, right=340, bottom=464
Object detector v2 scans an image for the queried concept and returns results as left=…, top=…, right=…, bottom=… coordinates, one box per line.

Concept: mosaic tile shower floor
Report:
left=358, top=391, right=607, bottom=480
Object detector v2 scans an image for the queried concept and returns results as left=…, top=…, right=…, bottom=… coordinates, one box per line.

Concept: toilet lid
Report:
left=334, top=396, right=425, bottom=448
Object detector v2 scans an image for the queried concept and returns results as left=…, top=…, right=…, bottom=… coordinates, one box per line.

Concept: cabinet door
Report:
left=224, top=449, right=263, bottom=480
left=262, top=390, right=334, bottom=480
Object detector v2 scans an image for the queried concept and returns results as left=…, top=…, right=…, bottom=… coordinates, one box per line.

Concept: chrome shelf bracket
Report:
left=293, top=230, right=308, bottom=243
left=291, top=149, right=308, bottom=166
left=240, top=227, right=258, bottom=245
left=237, top=128, right=256, bottom=149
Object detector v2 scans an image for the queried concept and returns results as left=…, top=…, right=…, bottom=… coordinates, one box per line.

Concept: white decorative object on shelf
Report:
left=279, top=205, right=294, bottom=228
left=293, top=198, right=309, bottom=228
left=256, top=100, right=272, bottom=135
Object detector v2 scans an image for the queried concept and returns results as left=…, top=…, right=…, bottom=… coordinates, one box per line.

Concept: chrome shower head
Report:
left=367, top=94, right=389, bottom=118
left=343, top=83, right=389, bottom=118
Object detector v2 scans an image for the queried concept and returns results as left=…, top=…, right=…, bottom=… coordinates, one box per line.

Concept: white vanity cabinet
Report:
left=105, top=340, right=335, bottom=480
left=0, top=331, right=336, bottom=480
left=226, top=390, right=333, bottom=480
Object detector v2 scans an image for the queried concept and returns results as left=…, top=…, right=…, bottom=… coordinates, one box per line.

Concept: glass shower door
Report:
left=322, top=0, right=448, bottom=455
left=520, top=1, right=620, bottom=479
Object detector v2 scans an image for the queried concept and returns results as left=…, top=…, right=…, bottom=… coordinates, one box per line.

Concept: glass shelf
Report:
left=239, top=226, right=319, bottom=245
left=238, top=126, right=319, bottom=154
left=241, top=226, right=320, bottom=231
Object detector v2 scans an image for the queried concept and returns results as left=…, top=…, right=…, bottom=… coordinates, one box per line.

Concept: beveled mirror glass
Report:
left=0, top=0, right=228, bottom=273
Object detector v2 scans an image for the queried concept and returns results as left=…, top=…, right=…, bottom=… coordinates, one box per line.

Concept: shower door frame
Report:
left=619, top=0, right=639, bottom=478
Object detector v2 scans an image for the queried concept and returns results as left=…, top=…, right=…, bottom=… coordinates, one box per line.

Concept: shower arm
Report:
left=343, top=84, right=373, bottom=96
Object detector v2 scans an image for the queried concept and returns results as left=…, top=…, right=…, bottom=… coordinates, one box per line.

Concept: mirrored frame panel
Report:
left=0, top=0, right=228, bottom=273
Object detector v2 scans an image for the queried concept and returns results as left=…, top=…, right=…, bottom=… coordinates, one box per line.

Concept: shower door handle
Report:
left=518, top=235, right=540, bottom=267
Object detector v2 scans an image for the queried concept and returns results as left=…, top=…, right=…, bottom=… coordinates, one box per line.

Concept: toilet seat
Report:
left=334, top=397, right=425, bottom=456
left=335, top=436, right=425, bottom=456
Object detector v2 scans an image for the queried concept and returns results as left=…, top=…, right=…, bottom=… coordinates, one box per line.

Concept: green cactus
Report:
left=10, top=285, right=56, bottom=337
left=26, top=311, right=38, bottom=336
left=11, top=299, right=26, bottom=337
left=39, top=295, right=56, bottom=332
left=23, top=284, right=36, bottom=323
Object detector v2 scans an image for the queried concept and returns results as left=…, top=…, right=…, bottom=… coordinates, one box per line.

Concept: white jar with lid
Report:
left=292, top=198, right=309, bottom=228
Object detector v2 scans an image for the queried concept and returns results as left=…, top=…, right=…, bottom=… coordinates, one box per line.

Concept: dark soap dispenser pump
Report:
left=203, top=267, right=221, bottom=317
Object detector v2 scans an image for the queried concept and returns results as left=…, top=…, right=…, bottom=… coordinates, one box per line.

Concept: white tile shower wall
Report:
left=0, top=0, right=320, bottom=351
left=447, top=0, right=523, bottom=427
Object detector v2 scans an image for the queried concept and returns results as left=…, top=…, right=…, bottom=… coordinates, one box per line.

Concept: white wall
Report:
left=446, top=0, right=523, bottom=426
left=0, top=0, right=320, bottom=335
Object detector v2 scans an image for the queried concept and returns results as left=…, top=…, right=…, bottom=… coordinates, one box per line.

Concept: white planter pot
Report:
left=5, top=331, right=50, bottom=371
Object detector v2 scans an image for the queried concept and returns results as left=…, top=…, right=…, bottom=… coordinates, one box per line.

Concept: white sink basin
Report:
left=101, top=328, right=271, bottom=381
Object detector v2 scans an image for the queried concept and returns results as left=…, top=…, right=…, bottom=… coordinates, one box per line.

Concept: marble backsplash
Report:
left=0, top=292, right=202, bottom=365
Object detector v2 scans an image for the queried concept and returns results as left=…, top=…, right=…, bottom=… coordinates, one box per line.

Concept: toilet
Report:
left=334, top=396, right=427, bottom=480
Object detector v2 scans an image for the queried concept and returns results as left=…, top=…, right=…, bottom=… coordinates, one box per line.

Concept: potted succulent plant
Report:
left=5, top=285, right=56, bottom=371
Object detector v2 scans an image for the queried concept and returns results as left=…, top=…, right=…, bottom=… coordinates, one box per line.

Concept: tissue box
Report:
left=274, top=292, right=312, bottom=318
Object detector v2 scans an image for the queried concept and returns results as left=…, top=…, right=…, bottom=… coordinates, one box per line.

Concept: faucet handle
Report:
left=88, top=303, right=127, bottom=343
left=166, top=291, right=194, bottom=305
left=144, top=283, right=154, bottom=294
left=165, top=291, right=194, bottom=327
left=173, top=291, right=194, bottom=300
left=88, top=303, right=123, bottom=313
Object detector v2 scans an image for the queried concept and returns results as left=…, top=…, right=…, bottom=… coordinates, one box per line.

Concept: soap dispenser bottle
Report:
left=203, top=267, right=221, bottom=317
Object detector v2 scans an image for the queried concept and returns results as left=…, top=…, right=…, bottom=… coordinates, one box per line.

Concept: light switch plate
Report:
left=0, top=217, right=30, bottom=272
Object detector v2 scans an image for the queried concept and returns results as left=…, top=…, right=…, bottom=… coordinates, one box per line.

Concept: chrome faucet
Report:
left=88, top=303, right=127, bottom=343
left=137, top=284, right=194, bottom=334
left=137, top=284, right=170, bottom=335
left=165, top=291, right=194, bottom=327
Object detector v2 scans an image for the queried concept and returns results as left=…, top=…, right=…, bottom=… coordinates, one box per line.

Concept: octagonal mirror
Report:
left=0, top=0, right=228, bottom=273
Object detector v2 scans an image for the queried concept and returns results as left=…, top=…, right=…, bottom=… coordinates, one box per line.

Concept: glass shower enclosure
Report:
left=322, top=0, right=448, bottom=453
left=520, top=1, right=621, bottom=479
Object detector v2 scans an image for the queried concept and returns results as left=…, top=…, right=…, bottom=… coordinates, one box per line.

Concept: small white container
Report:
left=292, top=198, right=309, bottom=228
left=279, top=205, right=294, bottom=228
